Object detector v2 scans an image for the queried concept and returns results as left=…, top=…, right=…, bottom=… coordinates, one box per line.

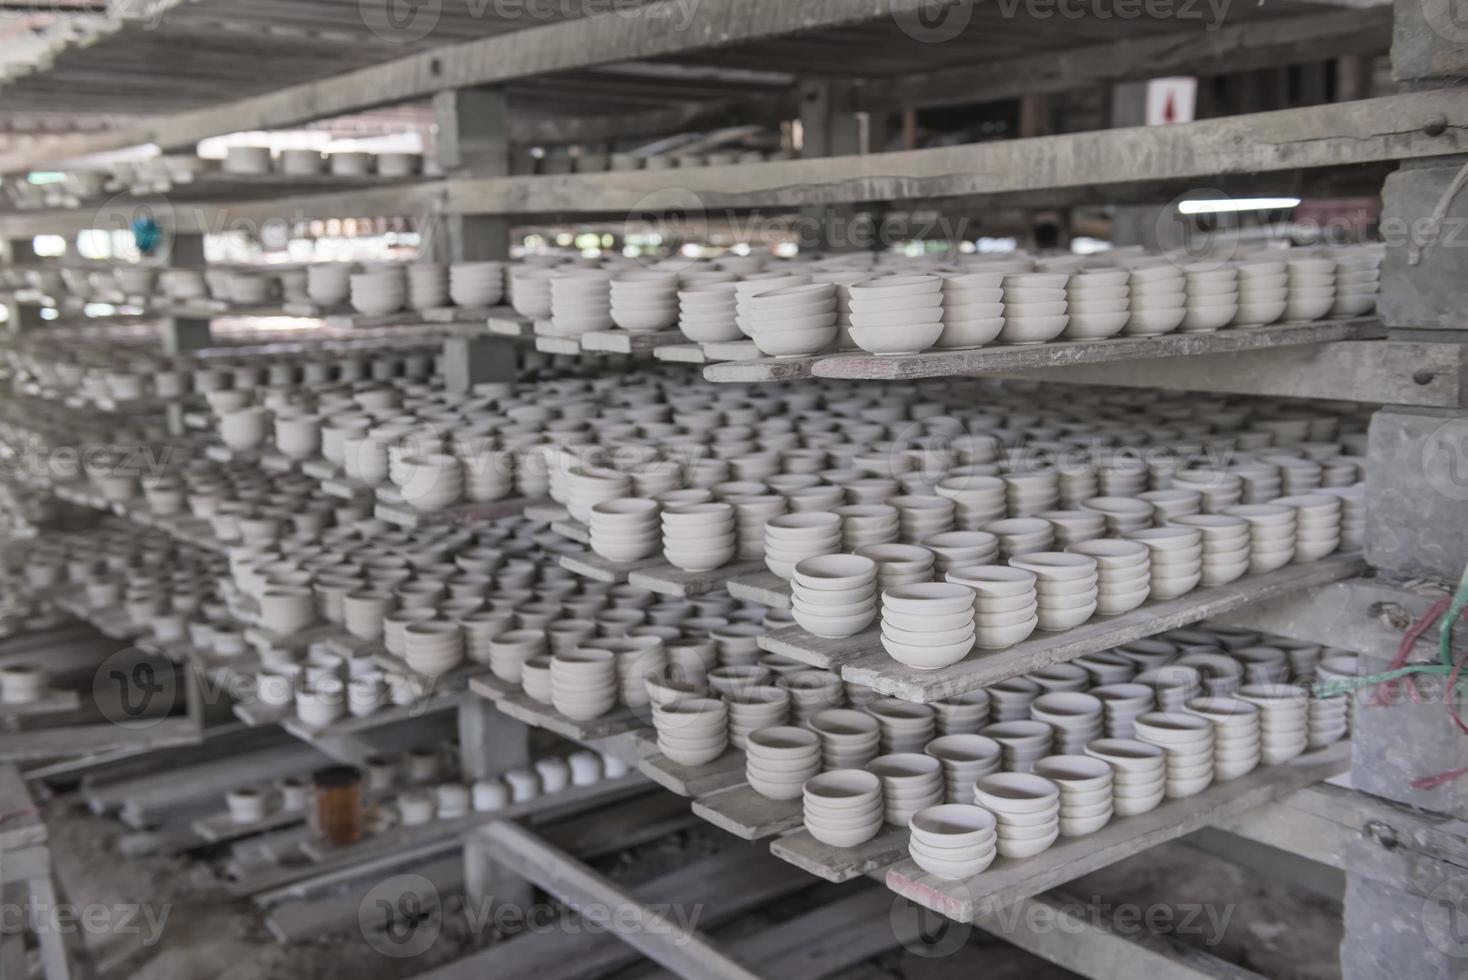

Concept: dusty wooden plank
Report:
left=653, top=343, right=708, bottom=364
left=481, top=821, right=765, bottom=980
left=0, top=765, right=46, bottom=851
left=638, top=747, right=748, bottom=798
left=580, top=329, right=683, bottom=354
left=704, top=353, right=831, bottom=383
left=551, top=519, right=591, bottom=545
left=771, top=823, right=912, bottom=883
left=998, top=338, right=1464, bottom=409
left=374, top=495, right=530, bottom=530
left=278, top=690, right=464, bottom=743
left=559, top=550, right=663, bottom=585
left=486, top=309, right=534, bottom=338
left=627, top=559, right=770, bottom=599
left=805, top=319, right=1382, bottom=383
left=0, top=690, right=81, bottom=717
left=812, top=554, right=1365, bottom=702
left=536, top=335, right=583, bottom=356
left=883, top=742, right=1349, bottom=922
left=191, top=803, right=304, bottom=843
left=692, top=782, right=803, bottom=841
left=0, top=717, right=202, bottom=763
left=468, top=675, right=648, bottom=743
left=726, top=570, right=791, bottom=609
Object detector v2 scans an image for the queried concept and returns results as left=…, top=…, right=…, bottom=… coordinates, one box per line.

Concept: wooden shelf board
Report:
left=653, top=343, right=708, bottom=364
left=551, top=519, right=591, bottom=545
left=638, top=746, right=748, bottom=798
left=374, top=495, right=531, bottom=530
left=278, top=690, right=464, bottom=743
left=469, top=674, right=648, bottom=742
left=726, top=569, right=792, bottom=609
left=691, top=782, right=803, bottom=841
left=626, top=559, right=770, bottom=599
left=580, top=329, right=682, bottom=354
left=707, top=319, right=1381, bottom=384
left=883, top=741, right=1349, bottom=921
left=535, top=335, right=583, bottom=356
left=486, top=309, right=534, bottom=337
left=771, top=823, right=913, bottom=884
left=0, top=689, right=81, bottom=717
left=759, top=554, right=1366, bottom=701
left=192, top=803, right=304, bottom=843
left=558, top=550, right=664, bottom=585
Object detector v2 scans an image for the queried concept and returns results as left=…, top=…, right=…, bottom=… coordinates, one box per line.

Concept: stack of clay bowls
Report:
left=1035, top=754, right=1114, bottom=837
left=803, top=770, right=884, bottom=847
left=936, top=475, right=1008, bottom=530
left=1134, top=712, right=1215, bottom=798
left=980, top=720, right=1053, bottom=773
left=1010, top=553, right=1097, bottom=632
left=1124, top=263, right=1186, bottom=337
left=484, top=627, right=542, bottom=680
left=1283, top=255, right=1336, bottom=322
left=725, top=687, right=790, bottom=748
left=550, top=649, right=618, bottom=720
left=730, top=495, right=787, bottom=560
left=550, top=269, right=613, bottom=336
left=677, top=282, right=741, bottom=344
left=260, top=585, right=316, bottom=635
left=1030, top=692, right=1104, bottom=755
left=1090, top=683, right=1155, bottom=739
left=590, top=498, right=660, bottom=562
left=1000, top=271, right=1069, bottom=344
left=893, top=497, right=955, bottom=541
left=1082, top=497, right=1153, bottom=536
left=925, top=734, right=1003, bottom=803
left=867, top=753, right=944, bottom=825
left=1180, top=264, right=1239, bottom=333
left=858, top=544, right=935, bottom=591
left=448, top=262, right=504, bottom=308
left=662, top=502, right=736, bottom=572
left=1183, top=696, right=1262, bottom=780
left=908, top=804, right=998, bottom=878
left=765, top=513, right=842, bottom=579
left=397, top=454, right=463, bottom=513
left=406, top=264, right=449, bottom=310
left=1276, top=493, right=1342, bottom=561
left=1323, top=485, right=1365, bottom=550
left=653, top=697, right=729, bottom=766
left=1307, top=689, right=1349, bottom=748
left=879, top=583, right=975, bottom=670
left=848, top=275, right=944, bottom=355
left=930, top=689, right=990, bottom=735
left=810, top=708, right=882, bottom=769
left=1232, top=258, right=1288, bottom=327
left=1223, top=504, right=1296, bottom=573
left=936, top=271, right=1004, bottom=350
left=867, top=698, right=937, bottom=753
left=975, top=772, right=1060, bottom=858
left=307, top=264, right=353, bottom=307
left=1003, top=469, right=1061, bottom=517
left=744, top=282, right=838, bottom=357
left=1085, top=738, right=1167, bottom=816
left=1169, top=514, right=1251, bottom=586
left=1331, top=247, right=1381, bottom=316
left=791, top=555, right=878, bottom=639
left=520, top=656, right=553, bottom=703
left=1137, top=664, right=1203, bottom=712
left=1067, top=539, right=1151, bottom=615
left=224, top=145, right=272, bottom=174
left=509, top=267, right=556, bottom=318
left=349, top=266, right=406, bottom=316
left=1126, top=527, right=1202, bottom=599
left=610, top=271, right=679, bottom=332
left=780, top=671, right=845, bottom=726
left=922, top=531, right=999, bottom=576
left=402, top=620, right=463, bottom=677
left=837, top=504, right=900, bottom=549
left=745, top=726, right=821, bottom=800
left=1237, top=683, right=1310, bottom=764
left=985, top=518, right=1054, bottom=559
left=948, top=566, right=1038, bottom=649
left=1043, top=509, right=1107, bottom=548
left=1064, top=268, right=1129, bottom=340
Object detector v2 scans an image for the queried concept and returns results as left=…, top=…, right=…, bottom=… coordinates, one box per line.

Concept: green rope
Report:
left=1441, top=562, right=1468, bottom=670
left=1312, top=664, right=1452, bottom=700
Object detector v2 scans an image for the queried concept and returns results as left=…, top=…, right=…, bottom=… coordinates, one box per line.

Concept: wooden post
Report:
left=433, top=86, right=517, bottom=392
left=3, top=236, right=43, bottom=335
left=798, top=80, right=863, bottom=252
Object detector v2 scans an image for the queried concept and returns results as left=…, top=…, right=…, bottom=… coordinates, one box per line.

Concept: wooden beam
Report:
left=994, top=340, right=1468, bottom=408
left=854, top=7, right=1392, bottom=112
left=0, top=0, right=928, bottom=174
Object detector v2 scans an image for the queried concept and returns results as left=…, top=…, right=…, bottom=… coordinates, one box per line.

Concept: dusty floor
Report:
left=39, top=800, right=1342, bottom=980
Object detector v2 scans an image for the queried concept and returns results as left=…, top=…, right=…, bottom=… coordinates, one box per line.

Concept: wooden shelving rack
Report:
left=0, top=0, right=1462, bottom=978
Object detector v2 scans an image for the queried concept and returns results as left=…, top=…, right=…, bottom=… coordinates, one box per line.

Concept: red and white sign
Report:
left=1146, top=77, right=1198, bottom=126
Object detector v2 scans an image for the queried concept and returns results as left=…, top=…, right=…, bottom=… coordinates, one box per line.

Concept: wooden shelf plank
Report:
left=726, top=569, right=791, bottom=609
left=707, top=319, right=1380, bottom=384
left=884, top=742, right=1349, bottom=922
left=759, top=554, right=1365, bottom=702
left=486, top=309, right=534, bottom=337
left=771, top=824, right=912, bottom=884
left=638, top=746, right=748, bottom=798
left=626, top=559, right=770, bottom=599
left=469, top=674, right=648, bottom=743
left=559, top=550, right=664, bottom=585
left=277, top=690, right=464, bottom=743
left=374, top=495, right=533, bottom=530
left=551, top=519, right=591, bottom=545
left=653, top=343, right=707, bottom=364
left=691, top=782, right=802, bottom=841
left=580, top=329, right=683, bottom=354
